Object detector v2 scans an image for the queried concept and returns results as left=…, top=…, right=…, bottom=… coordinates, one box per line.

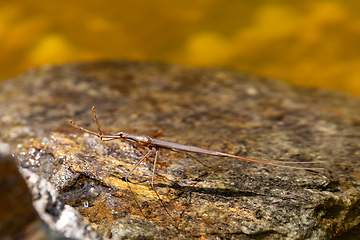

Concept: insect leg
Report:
left=171, top=149, right=208, bottom=168
left=185, top=153, right=208, bottom=168
left=125, top=149, right=152, bottom=218
left=150, top=148, right=177, bottom=224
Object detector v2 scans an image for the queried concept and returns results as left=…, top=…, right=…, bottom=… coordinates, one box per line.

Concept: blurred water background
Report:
left=1, top=0, right=360, bottom=96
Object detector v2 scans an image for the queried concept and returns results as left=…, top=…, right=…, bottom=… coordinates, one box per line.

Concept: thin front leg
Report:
left=125, top=149, right=152, bottom=218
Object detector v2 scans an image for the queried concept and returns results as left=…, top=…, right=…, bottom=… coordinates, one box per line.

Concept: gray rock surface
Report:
left=19, top=167, right=102, bottom=240
left=0, top=142, right=74, bottom=240
left=1, top=61, right=360, bottom=239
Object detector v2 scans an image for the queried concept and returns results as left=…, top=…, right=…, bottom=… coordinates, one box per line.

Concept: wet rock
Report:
left=0, top=143, right=70, bottom=240
left=0, top=142, right=39, bottom=239
left=0, top=61, right=360, bottom=239
left=19, top=167, right=102, bottom=240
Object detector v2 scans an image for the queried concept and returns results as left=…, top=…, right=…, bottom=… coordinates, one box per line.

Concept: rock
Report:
left=0, top=142, right=39, bottom=239
left=19, top=167, right=102, bottom=240
left=0, top=143, right=69, bottom=240
left=1, top=61, right=360, bottom=239
left=0, top=141, right=101, bottom=240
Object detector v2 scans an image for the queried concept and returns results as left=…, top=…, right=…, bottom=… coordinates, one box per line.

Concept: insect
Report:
left=69, top=107, right=324, bottom=222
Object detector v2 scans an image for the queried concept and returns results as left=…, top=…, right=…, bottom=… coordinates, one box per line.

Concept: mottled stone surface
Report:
left=19, top=167, right=102, bottom=240
left=1, top=61, right=360, bottom=239
left=0, top=143, right=78, bottom=240
left=0, top=143, right=39, bottom=239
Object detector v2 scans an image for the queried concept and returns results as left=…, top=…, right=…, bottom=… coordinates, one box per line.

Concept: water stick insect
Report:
left=69, top=107, right=324, bottom=222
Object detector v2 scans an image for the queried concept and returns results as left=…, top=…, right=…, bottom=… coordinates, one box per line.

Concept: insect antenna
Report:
left=91, top=106, right=103, bottom=139
left=69, top=120, right=100, bottom=137
left=70, top=107, right=119, bottom=141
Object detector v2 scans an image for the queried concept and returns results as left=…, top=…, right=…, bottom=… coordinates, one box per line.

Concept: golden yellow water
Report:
left=1, top=1, right=360, bottom=96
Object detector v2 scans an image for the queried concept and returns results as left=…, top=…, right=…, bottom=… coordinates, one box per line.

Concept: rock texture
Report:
left=0, top=143, right=40, bottom=240
left=0, top=142, right=82, bottom=240
left=0, top=61, right=360, bottom=239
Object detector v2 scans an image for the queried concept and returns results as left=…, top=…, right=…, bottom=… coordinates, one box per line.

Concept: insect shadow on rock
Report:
left=69, top=107, right=325, bottom=224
